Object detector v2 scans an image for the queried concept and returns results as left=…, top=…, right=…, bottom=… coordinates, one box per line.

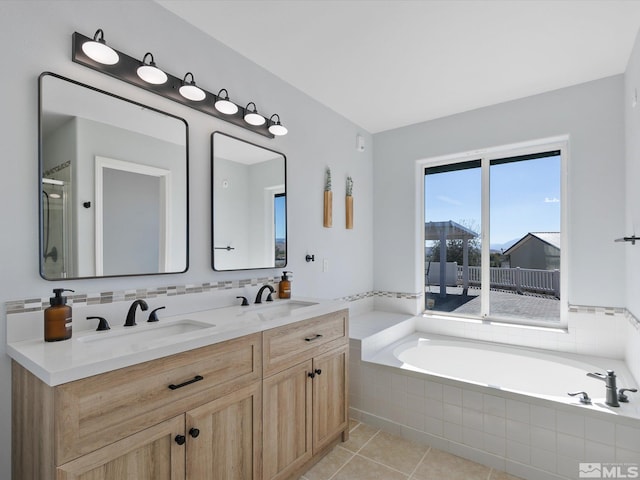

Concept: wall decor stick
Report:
left=324, top=167, right=332, bottom=228
left=346, top=176, right=353, bottom=229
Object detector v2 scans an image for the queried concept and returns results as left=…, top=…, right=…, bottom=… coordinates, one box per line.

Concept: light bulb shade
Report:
left=268, top=114, right=288, bottom=136
left=245, top=112, right=266, bottom=126
left=215, top=89, right=238, bottom=115
left=180, top=84, right=206, bottom=101
left=179, top=73, right=205, bottom=101
left=244, top=102, right=266, bottom=126
left=137, top=53, right=167, bottom=85
left=82, top=29, right=119, bottom=65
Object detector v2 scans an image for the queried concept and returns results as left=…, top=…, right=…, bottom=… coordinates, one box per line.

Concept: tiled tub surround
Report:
left=349, top=312, right=640, bottom=480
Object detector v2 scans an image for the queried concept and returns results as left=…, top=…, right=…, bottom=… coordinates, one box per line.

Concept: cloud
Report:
left=437, top=195, right=462, bottom=206
left=544, top=197, right=560, bottom=203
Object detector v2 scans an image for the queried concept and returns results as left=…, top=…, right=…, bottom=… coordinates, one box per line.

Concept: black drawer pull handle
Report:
left=189, top=427, right=200, bottom=438
left=315, top=369, right=322, bottom=376
left=168, top=375, right=204, bottom=390
left=304, top=334, right=323, bottom=342
left=175, top=434, right=186, bottom=445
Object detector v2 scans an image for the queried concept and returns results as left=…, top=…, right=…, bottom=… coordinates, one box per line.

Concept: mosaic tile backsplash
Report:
left=5, top=278, right=638, bottom=330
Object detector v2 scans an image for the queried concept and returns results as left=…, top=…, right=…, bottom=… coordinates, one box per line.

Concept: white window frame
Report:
left=416, top=135, right=569, bottom=328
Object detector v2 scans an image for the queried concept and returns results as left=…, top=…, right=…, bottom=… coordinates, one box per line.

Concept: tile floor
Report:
left=300, top=420, right=523, bottom=480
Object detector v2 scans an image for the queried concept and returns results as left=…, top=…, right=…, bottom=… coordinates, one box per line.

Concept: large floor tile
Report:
left=412, top=448, right=491, bottom=480
left=341, top=423, right=379, bottom=452
left=333, top=454, right=408, bottom=480
left=349, top=418, right=359, bottom=431
left=358, top=431, right=428, bottom=475
left=490, top=471, right=523, bottom=480
left=303, top=446, right=353, bottom=480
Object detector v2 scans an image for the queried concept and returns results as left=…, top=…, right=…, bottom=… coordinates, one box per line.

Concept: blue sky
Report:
left=425, top=155, right=561, bottom=245
left=275, top=194, right=286, bottom=239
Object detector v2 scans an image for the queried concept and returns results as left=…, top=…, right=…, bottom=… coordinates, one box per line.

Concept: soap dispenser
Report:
left=278, top=271, right=292, bottom=299
left=44, top=288, right=74, bottom=342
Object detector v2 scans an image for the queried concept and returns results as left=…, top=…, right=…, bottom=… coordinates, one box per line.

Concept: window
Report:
left=423, top=145, right=564, bottom=325
left=274, top=193, right=286, bottom=267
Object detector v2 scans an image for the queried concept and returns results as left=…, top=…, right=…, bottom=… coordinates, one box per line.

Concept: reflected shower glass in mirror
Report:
left=39, top=73, right=189, bottom=279
left=212, top=132, right=286, bottom=271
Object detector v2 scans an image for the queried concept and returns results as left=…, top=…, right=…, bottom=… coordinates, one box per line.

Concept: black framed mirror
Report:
left=39, top=72, right=189, bottom=279
left=212, top=132, right=286, bottom=271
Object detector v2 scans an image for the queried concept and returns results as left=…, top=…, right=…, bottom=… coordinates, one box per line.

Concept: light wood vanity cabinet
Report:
left=262, top=309, right=349, bottom=480
left=55, top=415, right=186, bottom=480
left=12, top=333, right=262, bottom=480
left=12, top=308, right=348, bottom=480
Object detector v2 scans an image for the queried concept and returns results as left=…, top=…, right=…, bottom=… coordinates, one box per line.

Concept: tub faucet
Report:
left=587, top=370, right=619, bottom=407
left=124, top=299, right=148, bottom=327
left=255, top=285, right=275, bottom=304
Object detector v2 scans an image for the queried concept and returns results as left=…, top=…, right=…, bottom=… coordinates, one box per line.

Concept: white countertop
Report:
left=7, top=297, right=347, bottom=386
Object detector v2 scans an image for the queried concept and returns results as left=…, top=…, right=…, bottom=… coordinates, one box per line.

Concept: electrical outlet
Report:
left=323, top=258, right=329, bottom=272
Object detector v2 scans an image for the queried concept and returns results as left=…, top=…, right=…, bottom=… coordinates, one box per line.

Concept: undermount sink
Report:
left=77, top=319, right=214, bottom=346
left=255, top=300, right=318, bottom=321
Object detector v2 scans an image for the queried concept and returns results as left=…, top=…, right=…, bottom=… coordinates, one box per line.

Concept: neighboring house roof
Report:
left=503, top=232, right=560, bottom=256
left=425, top=221, right=478, bottom=241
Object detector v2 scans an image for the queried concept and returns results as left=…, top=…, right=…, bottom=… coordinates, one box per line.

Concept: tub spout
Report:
left=587, top=370, right=619, bottom=407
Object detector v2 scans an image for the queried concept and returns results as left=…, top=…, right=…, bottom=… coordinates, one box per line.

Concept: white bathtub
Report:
left=384, top=333, right=638, bottom=409
left=351, top=324, right=640, bottom=479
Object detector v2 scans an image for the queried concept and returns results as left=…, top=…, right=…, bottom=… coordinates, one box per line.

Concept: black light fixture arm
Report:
left=183, top=71, right=195, bottom=84
left=93, top=29, right=105, bottom=42
left=72, top=31, right=279, bottom=139
left=141, top=52, right=155, bottom=66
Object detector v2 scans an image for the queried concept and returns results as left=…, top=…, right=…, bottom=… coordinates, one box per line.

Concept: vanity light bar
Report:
left=71, top=31, right=285, bottom=139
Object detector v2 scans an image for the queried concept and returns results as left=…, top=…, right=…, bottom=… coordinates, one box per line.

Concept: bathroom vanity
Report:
left=9, top=300, right=348, bottom=480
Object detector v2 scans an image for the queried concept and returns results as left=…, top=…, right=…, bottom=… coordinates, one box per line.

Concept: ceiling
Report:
left=157, top=1, right=640, bottom=134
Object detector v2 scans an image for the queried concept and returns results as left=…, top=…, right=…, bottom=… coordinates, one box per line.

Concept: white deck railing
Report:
left=458, top=266, right=560, bottom=298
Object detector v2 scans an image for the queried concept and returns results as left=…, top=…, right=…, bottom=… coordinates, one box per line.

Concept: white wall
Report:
left=373, top=75, right=626, bottom=309
left=0, top=2, right=374, bottom=477
left=213, top=157, right=252, bottom=269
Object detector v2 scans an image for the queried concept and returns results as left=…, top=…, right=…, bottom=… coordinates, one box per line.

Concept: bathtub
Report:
left=352, top=331, right=640, bottom=480
left=390, top=334, right=637, bottom=406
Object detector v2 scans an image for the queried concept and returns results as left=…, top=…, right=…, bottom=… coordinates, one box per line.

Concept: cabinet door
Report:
left=263, top=360, right=313, bottom=480
left=185, top=382, right=262, bottom=480
left=312, top=345, right=349, bottom=452
left=57, top=415, right=185, bottom=480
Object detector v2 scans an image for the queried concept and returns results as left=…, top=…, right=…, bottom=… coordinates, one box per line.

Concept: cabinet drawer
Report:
left=263, top=310, right=348, bottom=377
left=55, top=333, right=262, bottom=464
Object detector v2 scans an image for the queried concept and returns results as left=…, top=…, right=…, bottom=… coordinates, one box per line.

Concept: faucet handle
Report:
left=87, top=316, right=110, bottom=331
left=148, top=306, right=165, bottom=323
left=618, top=388, right=638, bottom=403
left=236, top=296, right=249, bottom=306
left=568, top=391, right=592, bottom=404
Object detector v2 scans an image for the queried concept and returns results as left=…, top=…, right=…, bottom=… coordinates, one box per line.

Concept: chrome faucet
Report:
left=124, top=299, right=148, bottom=327
left=255, top=285, right=275, bottom=304
left=587, top=370, right=619, bottom=407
